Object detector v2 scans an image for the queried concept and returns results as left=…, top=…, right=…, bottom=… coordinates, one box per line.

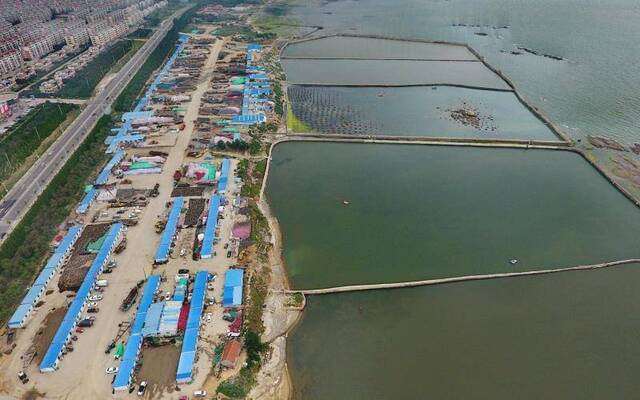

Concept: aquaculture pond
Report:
left=266, top=142, right=640, bottom=289
left=289, top=265, right=640, bottom=399
left=288, top=0, right=640, bottom=145
left=287, top=85, right=559, bottom=140
left=282, top=58, right=511, bottom=90
left=282, top=35, right=477, bottom=60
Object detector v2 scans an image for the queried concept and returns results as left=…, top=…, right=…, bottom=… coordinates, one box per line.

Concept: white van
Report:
left=95, top=280, right=109, bottom=287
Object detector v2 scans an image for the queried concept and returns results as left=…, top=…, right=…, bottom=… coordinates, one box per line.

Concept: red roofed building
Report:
left=220, top=339, right=242, bottom=369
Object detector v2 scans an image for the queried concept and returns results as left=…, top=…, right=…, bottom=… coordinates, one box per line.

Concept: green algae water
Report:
left=266, top=142, right=640, bottom=289
left=289, top=265, right=640, bottom=399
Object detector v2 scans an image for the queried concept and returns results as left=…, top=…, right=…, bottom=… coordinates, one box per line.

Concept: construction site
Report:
left=0, top=12, right=278, bottom=399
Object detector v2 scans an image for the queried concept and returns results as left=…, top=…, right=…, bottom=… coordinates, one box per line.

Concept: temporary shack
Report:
left=221, top=340, right=242, bottom=368
left=222, top=269, right=244, bottom=307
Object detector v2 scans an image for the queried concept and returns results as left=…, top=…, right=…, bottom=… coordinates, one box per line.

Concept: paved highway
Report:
left=0, top=10, right=184, bottom=242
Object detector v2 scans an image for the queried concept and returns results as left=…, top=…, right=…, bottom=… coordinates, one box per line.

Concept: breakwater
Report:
left=284, top=258, right=640, bottom=295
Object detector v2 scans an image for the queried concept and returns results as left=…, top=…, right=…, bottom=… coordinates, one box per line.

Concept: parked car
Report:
left=105, top=367, right=118, bottom=374
left=206, top=313, right=212, bottom=322
left=78, top=319, right=94, bottom=327
left=87, top=307, right=99, bottom=313
left=137, top=381, right=147, bottom=396
left=89, top=295, right=103, bottom=301
left=88, top=302, right=98, bottom=308
left=193, top=390, right=207, bottom=398
left=226, top=251, right=232, bottom=258
left=75, top=328, right=84, bottom=333
left=95, top=279, right=108, bottom=287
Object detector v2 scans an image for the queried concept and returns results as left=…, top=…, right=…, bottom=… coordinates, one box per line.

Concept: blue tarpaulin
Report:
left=154, top=197, right=184, bottom=263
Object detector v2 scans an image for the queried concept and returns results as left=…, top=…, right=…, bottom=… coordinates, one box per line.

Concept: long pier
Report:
left=284, top=258, right=640, bottom=295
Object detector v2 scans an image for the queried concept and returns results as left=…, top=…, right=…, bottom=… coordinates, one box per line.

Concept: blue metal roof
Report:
left=8, top=225, right=82, bottom=329
left=223, top=269, right=244, bottom=307
left=200, top=195, right=220, bottom=259
left=112, top=275, right=161, bottom=391
left=175, top=271, right=208, bottom=383
left=122, top=111, right=153, bottom=121
left=230, top=114, right=266, bottom=125
left=95, top=150, right=125, bottom=185
left=141, top=301, right=164, bottom=337
left=76, top=188, right=97, bottom=214
left=154, top=197, right=184, bottom=263
left=41, top=223, right=123, bottom=371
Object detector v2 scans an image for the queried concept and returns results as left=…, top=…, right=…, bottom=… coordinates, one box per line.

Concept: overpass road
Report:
left=0, top=9, right=185, bottom=243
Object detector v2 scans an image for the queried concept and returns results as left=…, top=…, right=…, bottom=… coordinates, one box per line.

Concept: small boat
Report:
left=509, top=259, right=518, bottom=265
left=342, top=200, right=350, bottom=205
left=377, top=92, right=384, bottom=97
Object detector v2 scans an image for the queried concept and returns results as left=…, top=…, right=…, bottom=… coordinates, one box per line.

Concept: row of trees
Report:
left=0, top=102, right=77, bottom=185
left=0, top=116, right=113, bottom=323
left=56, top=40, right=134, bottom=98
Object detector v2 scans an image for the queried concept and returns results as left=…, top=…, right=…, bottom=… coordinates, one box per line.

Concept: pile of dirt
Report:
left=171, top=186, right=205, bottom=197
left=184, top=198, right=205, bottom=227
left=58, top=223, right=110, bottom=291
left=445, top=102, right=496, bottom=132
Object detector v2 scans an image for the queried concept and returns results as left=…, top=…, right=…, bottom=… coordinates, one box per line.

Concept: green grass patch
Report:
left=0, top=102, right=78, bottom=184
left=0, top=115, right=113, bottom=324
left=287, top=103, right=311, bottom=132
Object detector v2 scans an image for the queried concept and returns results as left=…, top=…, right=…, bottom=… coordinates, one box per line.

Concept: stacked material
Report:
left=8, top=225, right=83, bottom=329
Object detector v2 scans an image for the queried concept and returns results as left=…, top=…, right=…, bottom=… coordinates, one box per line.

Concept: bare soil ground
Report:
left=33, top=308, right=66, bottom=364
left=137, top=344, right=181, bottom=398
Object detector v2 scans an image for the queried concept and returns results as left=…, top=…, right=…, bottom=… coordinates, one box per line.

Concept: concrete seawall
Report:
left=282, top=259, right=640, bottom=295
